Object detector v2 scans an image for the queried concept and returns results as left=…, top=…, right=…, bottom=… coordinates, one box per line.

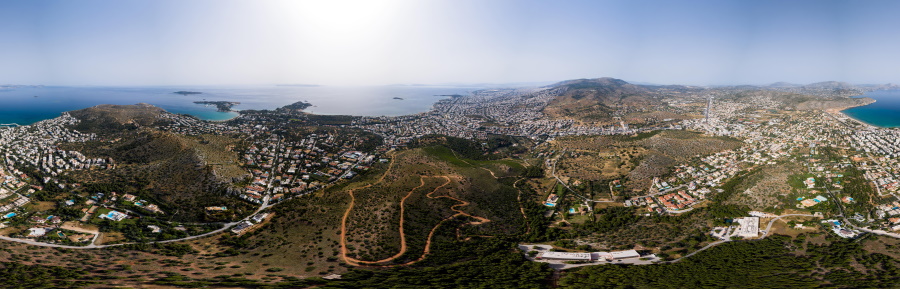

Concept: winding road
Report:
left=338, top=151, right=493, bottom=267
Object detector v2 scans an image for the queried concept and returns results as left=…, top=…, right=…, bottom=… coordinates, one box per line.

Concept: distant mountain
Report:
left=802, top=81, right=856, bottom=90
left=541, top=77, right=660, bottom=122
left=536, top=77, right=900, bottom=123
left=767, top=82, right=800, bottom=88
left=857, top=83, right=900, bottom=91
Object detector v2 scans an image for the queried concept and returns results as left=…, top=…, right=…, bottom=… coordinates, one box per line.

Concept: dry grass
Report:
left=95, top=232, right=124, bottom=245
left=862, top=236, right=900, bottom=260
left=30, top=201, right=56, bottom=212
left=552, top=131, right=742, bottom=191
left=726, top=163, right=804, bottom=210
left=766, top=216, right=821, bottom=237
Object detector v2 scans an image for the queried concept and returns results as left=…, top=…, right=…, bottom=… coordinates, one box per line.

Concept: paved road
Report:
left=0, top=220, right=239, bottom=249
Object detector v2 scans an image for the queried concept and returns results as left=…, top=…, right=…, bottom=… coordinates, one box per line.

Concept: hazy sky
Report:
left=2, top=0, right=900, bottom=86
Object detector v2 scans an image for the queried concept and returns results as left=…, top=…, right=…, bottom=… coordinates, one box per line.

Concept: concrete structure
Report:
left=538, top=252, right=591, bottom=261
left=609, top=249, right=641, bottom=260
left=734, top=217, right=759, bottom=238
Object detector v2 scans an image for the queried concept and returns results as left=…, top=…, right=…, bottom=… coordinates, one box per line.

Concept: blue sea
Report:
left=0, top=85, right=477, bottom=125
left=842, top=90, right=900, bottom=128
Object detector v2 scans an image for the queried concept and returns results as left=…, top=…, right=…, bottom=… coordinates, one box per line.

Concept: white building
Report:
left=27, top=227, right=48, bottom=237
left=538, top=252, right=592, bottom=261
left=609, top=250, right=641, bottom=260
left=734, top=217, right=759, bottom=238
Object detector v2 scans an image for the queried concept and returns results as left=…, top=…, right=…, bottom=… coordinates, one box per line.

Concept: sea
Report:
left=0, top=85, right=478, bottom=126
left=842, top=90, right=900, bottom=128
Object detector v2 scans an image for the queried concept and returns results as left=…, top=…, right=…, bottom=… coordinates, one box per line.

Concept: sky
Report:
left=2, top=0, right=900, bottom=86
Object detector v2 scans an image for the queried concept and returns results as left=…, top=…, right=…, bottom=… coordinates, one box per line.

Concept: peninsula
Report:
left=280, top=101, right=313, bottom=111
left=193, top=101, right=240, bottom=112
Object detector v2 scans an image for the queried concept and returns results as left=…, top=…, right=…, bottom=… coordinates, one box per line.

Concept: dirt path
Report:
left=344, top=177, right=427, bottom=265
left=340, top=172, right=491, bottom=267
left=514, top=178, right=528, bottom=220
left=385, top=175, right=491, bottom=266
left=340, top=155, right=398, bottom=266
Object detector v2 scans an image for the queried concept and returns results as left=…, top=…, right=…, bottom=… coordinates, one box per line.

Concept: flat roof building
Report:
left=734, top=217, right=759, bottom=238
left=538, top=252, right=592, bottom=261
left=609, top=250, right=641, bottom=260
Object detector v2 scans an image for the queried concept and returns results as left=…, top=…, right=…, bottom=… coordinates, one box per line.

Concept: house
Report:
left=231, top=221, right=254, bottom=234
left=251, top=213, right=269, bottom=223
left=29, top=216, right=46, bottom=224
left=122, top=194, right=137, bottom=202
left=145, top=204, right=164, bottom=214
left=27, top=227, right=49, bottom=237
left=99, top=210, right=128, bottom=221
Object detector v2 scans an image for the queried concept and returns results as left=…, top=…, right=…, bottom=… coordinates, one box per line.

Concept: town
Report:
left=0, top=81, right=897, bottom=264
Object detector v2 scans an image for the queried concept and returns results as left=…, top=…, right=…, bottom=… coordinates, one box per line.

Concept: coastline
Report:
left=0, top=86, right=474, bottom=125
left=833, top=99, right=879, bottom=129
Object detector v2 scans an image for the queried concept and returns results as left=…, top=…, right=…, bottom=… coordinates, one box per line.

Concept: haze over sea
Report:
left=0, top=85, right=477, bottom=125
left=842, top=90, right=900, bottom=128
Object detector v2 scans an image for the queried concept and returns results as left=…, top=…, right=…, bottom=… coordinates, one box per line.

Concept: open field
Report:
left=552, top=130, right=743, bottom=191
left=726, top=162, right=806, bottom=211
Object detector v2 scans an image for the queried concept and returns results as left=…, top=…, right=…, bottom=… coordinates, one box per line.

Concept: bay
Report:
left=0, top=85, right=477, bottom=125
left=842, top=90, right=900, bottom=128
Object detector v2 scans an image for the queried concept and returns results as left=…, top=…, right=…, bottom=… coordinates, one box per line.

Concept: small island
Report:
left=193, top=101, right=240, bottom=112
left=174, top=91, right=203, bottom=96
left=393, top=97, right=404, bottom=100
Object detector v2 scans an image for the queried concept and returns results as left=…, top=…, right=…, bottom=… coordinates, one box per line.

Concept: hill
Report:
left=552, top=130, right=743, bottom=190
left=204, top=142, right=530, bottom=277
left=60, top=104, right=252, bottom=222
left=66, top=103, right=169, bottom=134
left=542, top=78, right=657, bottom=122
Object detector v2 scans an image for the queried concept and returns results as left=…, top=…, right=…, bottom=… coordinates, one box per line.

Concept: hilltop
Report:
left=60, top=104, right=252, bottom=222
left=541, top=78, right=660, bottom=122
left=66, top=103, right=168, bottom=134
